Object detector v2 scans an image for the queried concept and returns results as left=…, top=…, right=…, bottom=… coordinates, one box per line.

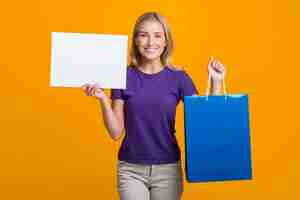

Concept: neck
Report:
left=139, top=58, right=164, bottom=74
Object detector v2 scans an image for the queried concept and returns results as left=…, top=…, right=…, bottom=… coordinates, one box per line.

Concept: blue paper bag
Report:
left=183, top=94, right=252, bottom=182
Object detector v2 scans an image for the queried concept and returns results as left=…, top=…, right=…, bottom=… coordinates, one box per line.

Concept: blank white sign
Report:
left=50, top=32, right=128, bottom=89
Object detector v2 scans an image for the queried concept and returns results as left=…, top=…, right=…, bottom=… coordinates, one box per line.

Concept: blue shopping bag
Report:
left=183, top=77, right=252, bottom=182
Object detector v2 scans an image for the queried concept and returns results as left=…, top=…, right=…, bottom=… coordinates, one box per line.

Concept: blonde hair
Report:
left=129, top=12, right=176, bottom=69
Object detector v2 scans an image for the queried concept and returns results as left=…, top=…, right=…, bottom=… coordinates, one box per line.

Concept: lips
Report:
left=144, top=48, right=159, bottom=53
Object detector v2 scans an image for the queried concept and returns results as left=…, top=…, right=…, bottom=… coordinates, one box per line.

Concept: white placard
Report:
left=50, top=32, right=128, bottom=89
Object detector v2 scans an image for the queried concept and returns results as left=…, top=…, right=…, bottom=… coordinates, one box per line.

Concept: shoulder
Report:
left=166, top=64, right=184, bottom=71
left=126, top=65, right=135, bottom=73
left=165, top=65, right=191, bottom=78
left=125, top=65, right=139, bottom=78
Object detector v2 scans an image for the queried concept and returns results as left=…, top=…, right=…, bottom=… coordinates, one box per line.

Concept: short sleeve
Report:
left=179, top=70, right=198, bottom=101
left=111, top=89, right=124, bottom=100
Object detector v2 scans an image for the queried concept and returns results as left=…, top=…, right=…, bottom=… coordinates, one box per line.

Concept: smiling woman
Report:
left=130, top=12, right=173, bottom=69
left=82, top=11, right=226, bottom=200
left=135, top=21, right=166, bottom=63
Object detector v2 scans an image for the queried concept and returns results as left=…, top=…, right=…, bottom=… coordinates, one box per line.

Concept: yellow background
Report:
left=1, top=0, right=299, bottom=199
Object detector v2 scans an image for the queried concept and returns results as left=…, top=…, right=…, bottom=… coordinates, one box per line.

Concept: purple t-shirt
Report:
left=111, top=66, right=198, bottom=164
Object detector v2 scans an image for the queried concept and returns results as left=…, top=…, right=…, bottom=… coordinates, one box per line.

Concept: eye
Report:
left=155, top=34, right=162, bottom=38
left=137, top=33, right=147, bottom=37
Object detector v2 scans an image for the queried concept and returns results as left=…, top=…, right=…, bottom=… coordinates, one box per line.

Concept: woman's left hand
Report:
left=208, top=56, right=226, bottom=81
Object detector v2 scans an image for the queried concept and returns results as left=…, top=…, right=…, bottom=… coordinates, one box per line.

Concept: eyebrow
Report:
left=138, top=31, right=164, bottom=34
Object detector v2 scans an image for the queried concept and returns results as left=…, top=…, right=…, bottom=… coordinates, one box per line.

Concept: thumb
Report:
left=94, top=81, right=103, bottom=88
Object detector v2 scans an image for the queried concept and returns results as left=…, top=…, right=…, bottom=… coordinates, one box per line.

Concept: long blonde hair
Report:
left=129, top=12, right=175, bottom=68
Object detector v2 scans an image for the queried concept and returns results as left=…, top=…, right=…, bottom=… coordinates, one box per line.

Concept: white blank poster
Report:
left=50, top=32, right=128, bottom=89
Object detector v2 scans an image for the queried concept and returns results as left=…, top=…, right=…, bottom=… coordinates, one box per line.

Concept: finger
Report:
left=214, top=57, right=220, bottom=63
left=212, top=60, right=218, bottom=68
left=216, top=64, right=224, bottom=73
left=95, top=87, right=103, bottom=95
left=218, top=65, right=225, bottom=72
left=217, top=62, right=224, bottom=70
left=81, top=83, right=89, bottom=90
left=85, top=84, right=94, bottom=92
left=82, top=86, right=89, bottom=95
left=215, top=67, right=222, bottom=73
left=93, top=84, right=101, bottom=92
left=91, top=87, right=97, bottom=96
left=88, top=86, right=94, bottom=95
left=94, top=82, right=102, bottom=89
left=215, top=62, right=223, bottom=71
left=215, top=62, right=222, bottom=69
left=82, top=85, right=89, bottom=91
left=83, top=85, right=90, bottom=94
left=216, top=60, right=225, bottom=70
left=91, top=84, right=99, bottom=96
left=208, top=56, right=214, bottom=67
left=216, top=61, right=223, bottom=67
left=93, top=88, right=103, bottom=96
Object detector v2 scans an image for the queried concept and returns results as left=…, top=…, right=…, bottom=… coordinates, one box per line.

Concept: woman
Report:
left=82, top=12, right=225, bottom=200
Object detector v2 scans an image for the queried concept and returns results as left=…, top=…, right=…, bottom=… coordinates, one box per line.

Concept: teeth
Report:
left=145, top=48, right=158, bottom=52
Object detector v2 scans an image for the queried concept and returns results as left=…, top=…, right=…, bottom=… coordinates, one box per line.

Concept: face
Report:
left=135, top=20, right=167, bottom=62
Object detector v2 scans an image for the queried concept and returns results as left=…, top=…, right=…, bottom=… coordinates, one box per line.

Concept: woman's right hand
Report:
left=81, top=83, right=106, bottom=100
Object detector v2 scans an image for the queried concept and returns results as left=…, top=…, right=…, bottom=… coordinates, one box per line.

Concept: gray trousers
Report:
left=117, top=160, right=183, bottom=200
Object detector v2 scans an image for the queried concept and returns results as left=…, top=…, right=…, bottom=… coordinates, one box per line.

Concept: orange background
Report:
left=1, top=0, right=299, bottom=199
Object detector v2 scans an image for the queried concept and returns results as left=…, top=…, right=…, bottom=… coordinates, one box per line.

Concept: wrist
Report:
left=211, top=80, right=222, bottom=95
left=211, top=90, right=221, bottom=95
left=211, top=78, right=222, bottom=84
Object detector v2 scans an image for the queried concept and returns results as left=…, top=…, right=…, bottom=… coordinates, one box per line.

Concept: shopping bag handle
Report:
left=205, top=73, right=227, bottom=100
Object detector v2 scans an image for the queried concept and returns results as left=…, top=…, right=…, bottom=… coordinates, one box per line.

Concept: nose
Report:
left=147, top=35, right=154, bottom=46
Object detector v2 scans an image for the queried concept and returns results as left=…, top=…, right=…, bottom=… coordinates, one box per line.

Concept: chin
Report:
left=145, top=56, right=160, bottom=61
left=141, top=53, right=161, bottom=61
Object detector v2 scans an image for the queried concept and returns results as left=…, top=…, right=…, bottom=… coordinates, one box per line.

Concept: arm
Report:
left=97, top=96, right=124, bottom=141
left=82, top=84, right=124, bottom=141
left=211, top=79, right=222, bottom=95
left=208, top=57, right=225, bottom=95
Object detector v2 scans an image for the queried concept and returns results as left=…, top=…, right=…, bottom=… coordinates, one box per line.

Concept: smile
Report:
left=144, top=48, right=159, bottom=53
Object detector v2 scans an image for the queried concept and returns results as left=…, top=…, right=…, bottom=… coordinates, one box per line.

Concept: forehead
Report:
left=137, top=20, right=165, bottom=33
